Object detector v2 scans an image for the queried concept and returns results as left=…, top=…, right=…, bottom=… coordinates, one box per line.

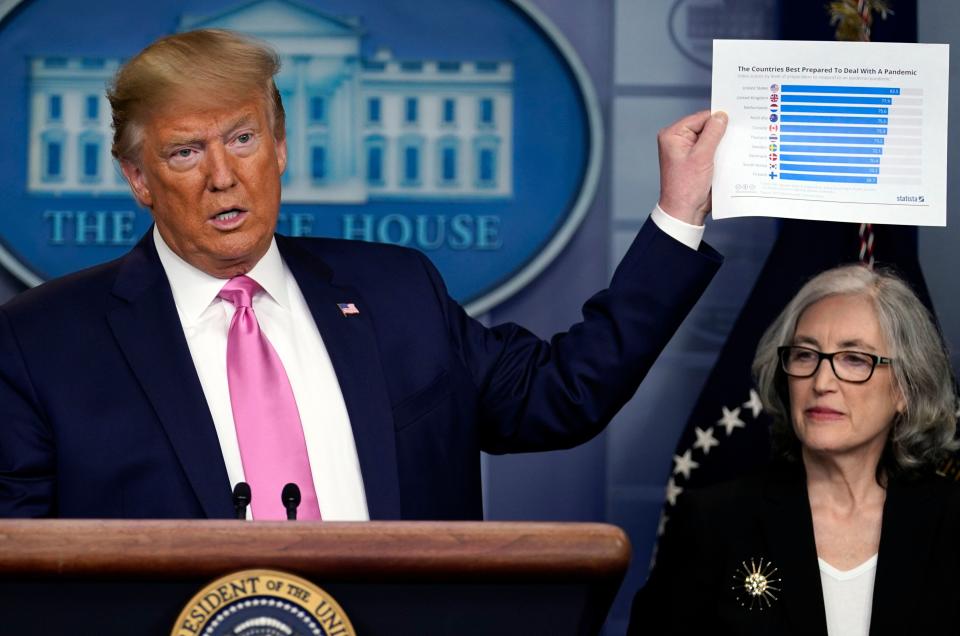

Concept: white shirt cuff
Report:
left=650, top=205, right=704, bottom=251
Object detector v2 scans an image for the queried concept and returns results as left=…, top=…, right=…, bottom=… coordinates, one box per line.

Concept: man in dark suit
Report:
left=0, top=29, right=726, bottom=520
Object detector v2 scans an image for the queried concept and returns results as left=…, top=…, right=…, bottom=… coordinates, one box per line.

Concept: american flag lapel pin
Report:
left=337, top=302, right=360, bottom=317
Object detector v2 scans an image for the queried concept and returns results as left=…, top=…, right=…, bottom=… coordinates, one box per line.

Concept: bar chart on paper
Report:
left=711, top=40, right=948, bottom=226
left=775, top=84, right=919, bottom=187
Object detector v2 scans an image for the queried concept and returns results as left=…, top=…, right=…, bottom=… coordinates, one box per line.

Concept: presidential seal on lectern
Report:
left=171, top=569, right=355, bottom=636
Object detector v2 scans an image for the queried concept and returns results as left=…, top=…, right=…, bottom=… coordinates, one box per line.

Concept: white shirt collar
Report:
left=153, top=225, right=290, bottom=324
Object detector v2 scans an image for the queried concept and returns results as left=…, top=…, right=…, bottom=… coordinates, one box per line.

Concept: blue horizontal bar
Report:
left=779, top=135, right=884, bottom=145
left=781, top=115, right=888, bottom=124
left=780, top=125, right=887, bottom=135
left=780, top=105, right=888, bottom=115
left=779, top=145, right=883, bottom=154
left=780, top=163, right=880, bottom=174
left=779, top=154, right=881, bottom=164
left=781, top=95, right=893, bottom=105
left=779, top=173, right=878, bottom=184
left=781, top=85, right=900, bottom=95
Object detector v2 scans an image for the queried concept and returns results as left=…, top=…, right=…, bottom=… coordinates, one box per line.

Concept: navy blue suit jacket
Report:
left=0, top=218, right=720, bottom=519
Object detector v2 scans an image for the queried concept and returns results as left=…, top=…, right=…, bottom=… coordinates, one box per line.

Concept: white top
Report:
left=154, top=227, right=370, bottom=521
left=819, top=554, right=878, bottom=636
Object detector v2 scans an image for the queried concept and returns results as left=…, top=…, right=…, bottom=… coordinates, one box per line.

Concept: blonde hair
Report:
left=108, top=29, right=285, bottom=162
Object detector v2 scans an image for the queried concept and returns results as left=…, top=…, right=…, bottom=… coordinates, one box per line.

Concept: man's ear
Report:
left=120, top=159, right=153, bottom=208
left=275, top=135, right=288, bottom=176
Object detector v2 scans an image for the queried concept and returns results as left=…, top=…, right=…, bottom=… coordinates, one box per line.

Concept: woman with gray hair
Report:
left=629, top=264, right=960, bottom=636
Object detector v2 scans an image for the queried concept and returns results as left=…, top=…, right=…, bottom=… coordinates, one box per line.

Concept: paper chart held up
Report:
left=710, top=39, right=949, bottom=227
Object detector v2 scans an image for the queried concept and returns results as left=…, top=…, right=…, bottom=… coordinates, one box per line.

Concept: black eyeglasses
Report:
left=777, top=346, right=893, bottom=383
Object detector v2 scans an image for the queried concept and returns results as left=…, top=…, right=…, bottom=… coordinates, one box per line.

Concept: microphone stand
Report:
left=232, top=482, right=251, bottom=520
left=281, top=483, right=301, bottom=520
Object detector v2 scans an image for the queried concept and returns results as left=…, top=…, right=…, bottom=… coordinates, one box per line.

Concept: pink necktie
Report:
left=219, top=276, right=321, bottom=520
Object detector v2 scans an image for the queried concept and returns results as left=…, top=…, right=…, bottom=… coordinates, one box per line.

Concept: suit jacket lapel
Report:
left=277, top=236, right=401, bottom=520
left=106, top=233, right=233, bottom=518
left=761, top=463, right=828, bottom=636
left=869, top=476, right=941, bottom=636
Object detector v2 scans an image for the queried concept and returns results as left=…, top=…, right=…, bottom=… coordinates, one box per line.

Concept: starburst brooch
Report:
left=731, top=557, right=781, bottom=610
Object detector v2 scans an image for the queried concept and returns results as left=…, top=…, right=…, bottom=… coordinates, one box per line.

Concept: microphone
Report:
left=232, top=482, right=251, bottom=520
left=281, top=483, right=301, bottom=520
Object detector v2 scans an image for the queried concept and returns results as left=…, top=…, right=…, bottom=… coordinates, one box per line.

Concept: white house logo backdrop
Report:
left=0, top=0, right=599, bottom=313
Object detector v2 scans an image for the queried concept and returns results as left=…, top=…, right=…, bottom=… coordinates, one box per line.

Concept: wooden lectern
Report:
left=0, top=520, right=630, bottom=635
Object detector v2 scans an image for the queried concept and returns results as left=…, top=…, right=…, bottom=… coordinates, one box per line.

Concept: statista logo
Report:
left=896, top=195, right=926, bottom=203
left=0, top=0, right=600, bottom=314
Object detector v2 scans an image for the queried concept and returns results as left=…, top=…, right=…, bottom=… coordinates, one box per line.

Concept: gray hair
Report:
left=752, top=264, right=957, bottom=475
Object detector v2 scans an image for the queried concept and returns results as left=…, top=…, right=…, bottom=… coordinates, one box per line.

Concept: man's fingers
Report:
left=670, top=109, right=712, bottom=135
left=691, top=111, right=728, bottom=160
left=659, top=110, right=712, bottom=145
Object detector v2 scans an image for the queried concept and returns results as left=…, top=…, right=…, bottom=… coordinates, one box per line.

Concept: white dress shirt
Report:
left=650, top=205, right=705, bottom=250
left=154, top=227, right=369, bottom=520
